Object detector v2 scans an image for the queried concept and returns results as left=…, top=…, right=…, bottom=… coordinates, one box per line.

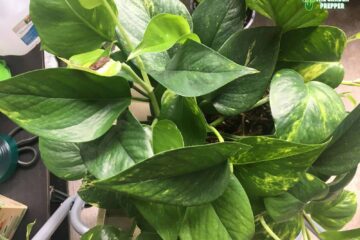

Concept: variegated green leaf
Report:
left=278, top=26, right=347, bottom=88
left=245, top=0, right=328, bottom=32
left=232, top=136, right=327, bottom=196
left=270, top=69, right=346, bottom=144
left=115, top=0, right=192, bottom=71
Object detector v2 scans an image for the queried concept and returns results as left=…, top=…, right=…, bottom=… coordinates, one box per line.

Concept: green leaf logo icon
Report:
left=303, top=0, right=316, bottom=11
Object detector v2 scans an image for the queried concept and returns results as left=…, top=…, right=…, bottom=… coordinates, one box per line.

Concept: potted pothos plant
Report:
left=1, top=0, right=360, bottom=239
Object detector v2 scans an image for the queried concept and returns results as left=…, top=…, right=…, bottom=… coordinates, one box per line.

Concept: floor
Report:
left=69, top=1, right=360, bottom=239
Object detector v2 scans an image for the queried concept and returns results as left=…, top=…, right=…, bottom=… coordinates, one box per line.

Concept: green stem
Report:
left=342, top=81, right=360, bottom=87
left=103, top=0, right=160, bottom=117
left=301, top=217, right=310, bottom=240
left=132, top=97, right=149, bottom=102
left=259, top=216, right=281, bottom=240
left=207, top=126, right=224, bottom=143
left=210, top=116, right=225, bottom=127
left=132, top=85, right=149, bottom=98
left=303, top=213, right=320, bottom=236
left=249, top=96, right=269, bottom=110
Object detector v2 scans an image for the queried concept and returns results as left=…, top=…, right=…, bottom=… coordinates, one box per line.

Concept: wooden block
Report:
left=0, top=195, right=27, bottom=239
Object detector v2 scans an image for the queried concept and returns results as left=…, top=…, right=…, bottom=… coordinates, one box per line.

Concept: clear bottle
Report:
left=0, top=0, right=40, bottom=56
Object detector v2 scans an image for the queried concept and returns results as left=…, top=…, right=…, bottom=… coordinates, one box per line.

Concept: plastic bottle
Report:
left=0, top=0, right=40, bottom=56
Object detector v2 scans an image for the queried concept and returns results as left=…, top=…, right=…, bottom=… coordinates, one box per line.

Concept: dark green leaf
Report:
left=135, top=201, right=185, bottom=240
left=160, top=91, right=207, bottom=146
left=232, top=136, right=327, bottom=196
left=307, top=191, right=357, bottom=230
left=94, top=142, right=250, bottom=206
left=264, top=173, right=328, bottom=222
left=137, top=232, right=161, bottom=240
left=213, top=27, right=281, bottom=115
left=31, top=0, right=117, bottom=58
left=81, top=111, right=153, bottom=179
left=129, top=14, right=199, bottom=60
left=81, top=225, right=129, bottom=240
left=152, top=119, right=184, bottom=154
left=314, top=105, right=360, bottom=175
left=39, top=138, right=86, bottom=180
left=288, top=173, right=329, bottom=202
left=264, top=193, right=304, bottom=223
left=179, top=175, right=255, bottom=240
left=115, top=0, right=192, bottom=71
left=150, top=40, right=257, bottom=97
left=270, top=69, right=346, bottom=144
left=0, top=68, right=131, bottom=142
left=192, top=0, right=246, bottom=50
left=245, top=0, right=328, bottom=31
left=278, top=26, right=347, bottom=88
left=320, top=228, right=360, bottom=240
left=253, top=215, right=301, bottom=240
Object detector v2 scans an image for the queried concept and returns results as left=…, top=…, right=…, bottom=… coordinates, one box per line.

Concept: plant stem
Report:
left=249, top=96, right=270, bottom=110
left=132, top=97, right=149, bottom=102
left=303, top=213, right=320, bottom=236
left=342, top=81, right=360, bottom=87
left=259, top=216, right=281, bottom=240
left=210, top=116, right=225, bottom=127
left=207, top=126, right=224, bottom=143
left=103, top=0, right=160, bottom=117
left=132, top=85, right=149, bottom=98
left=301, top=217, right=310, bottom=240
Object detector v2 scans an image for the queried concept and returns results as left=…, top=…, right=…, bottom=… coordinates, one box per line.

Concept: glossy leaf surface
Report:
left=179, top=175, right=254, bottom=240
left=81, top=225, right=129, bottom=240
left=320, top=228, right=360, bottom=240
left=94, top=143, right=250, bottom=206
left=245, top=0, right=328, bottom=31
left=270, top=69, right=346, bottom=144
left=39, top=138, right=86, bottom=180
left=314, top=105, right=360, bottom=175
left=31, top=0, right=117, bottom=57
left=152, top=119, right=184, bottom=154
left=0, top=68, right=131, bottom=142
left=307, top=191, right=357, bottom=230
left=129, top=14, right=199, bottom=60
left=233, top=136, right=327, bottom=196
left=115, top=0, right=192, bottom=71
left=150, top=40, right=257, bottom=97
left=278, top=26, right=347, bottom=88
left=192, top=0, right=246, bottom=50
left=81, top=111, right=153, bottom=179
left=213, top=27, right=281, bottom=115
left=160, top=91, right=207, bottom=146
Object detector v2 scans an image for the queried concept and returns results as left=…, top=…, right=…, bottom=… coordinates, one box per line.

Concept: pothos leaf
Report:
left=81, top=225, right=129, bottom=240
left=150, top=40, right=257, bottom=97
left=314, top=105, right=360, bottom=175
left=129, top=14, right=200, bottom=60
left=152, top=119, right=184, bottom=154
left=39, top=138, right=86, bottom=180
left=320, top=228, right=360, bottom=240
left=115, top=0, right=192, bottom=71
left=0, top=60, right=11, bottom=81
left=179, top=175, right=255, bottom=240
left=80, top=111, right=153, bottom=179
left=0, top=68, right=131, bottom=142
left=306, top=191, right=357, bottom=230
left=31, top=0, right=117, bottom=57
left=270, top=69, right=346, bottom=144
left=278, top=26, right=347, bottom=88
left=93, top=142, right=251, bottom=206
left=245, top=0, right=328, bottom=32
left=192, top=0, right=246, bottom=50
left=79, top=0, right=104, bottom=9
left=232, top=136, right=327, bottom=197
